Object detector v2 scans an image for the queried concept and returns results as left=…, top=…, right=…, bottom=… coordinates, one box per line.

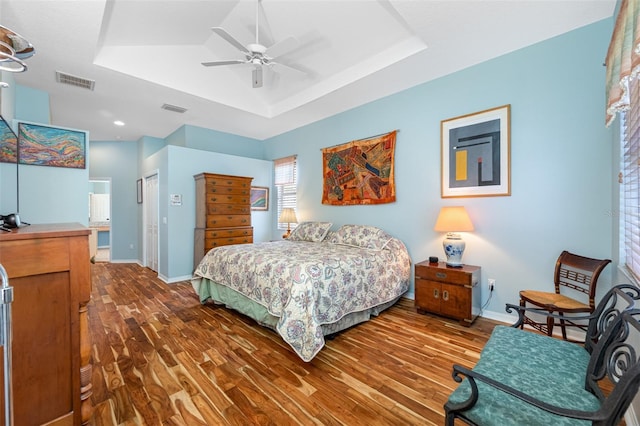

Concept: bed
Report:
left=191, top=223, right=411, bottom=361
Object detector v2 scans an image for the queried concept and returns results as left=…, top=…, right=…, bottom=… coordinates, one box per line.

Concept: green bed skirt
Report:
left=192, top=277, right=400, bottom=336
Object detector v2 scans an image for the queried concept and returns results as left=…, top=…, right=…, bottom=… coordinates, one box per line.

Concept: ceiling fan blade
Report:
left=211, top=27, right=249, bottom=54
left=266, top=36, right=300, bottom=60
left=270, top=61, right=309, bottom=78
left=201, top=59, right=246, bottom=67
left=256, top=0, right=275, bottom=47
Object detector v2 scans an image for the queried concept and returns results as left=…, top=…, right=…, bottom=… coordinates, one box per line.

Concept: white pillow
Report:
left=328, top=225, right=392, bottom=250
left=287, top=221, right=333, bottom=242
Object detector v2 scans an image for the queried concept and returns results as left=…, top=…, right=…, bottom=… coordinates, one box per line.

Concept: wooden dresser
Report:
left=194, top=173, right=253, bottom=269
left=0, top=223, right=92, bottom=425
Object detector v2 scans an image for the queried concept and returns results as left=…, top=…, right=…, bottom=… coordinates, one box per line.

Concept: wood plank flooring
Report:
left=88, top=262, right=503, bottom=425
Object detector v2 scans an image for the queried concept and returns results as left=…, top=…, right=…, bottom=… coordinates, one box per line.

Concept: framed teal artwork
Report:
left=250, top=186, right=269, bottom=211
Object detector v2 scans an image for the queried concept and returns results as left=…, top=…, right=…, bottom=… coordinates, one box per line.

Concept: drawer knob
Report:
left=433, top=289, right=439, bottom=299
left=436, top=272, right=447, bottom=279
left=442, top=290, right=449, bottom=301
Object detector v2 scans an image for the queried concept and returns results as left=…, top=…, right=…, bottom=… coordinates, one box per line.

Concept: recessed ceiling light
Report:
left=114, top=120, right=125, bottom=126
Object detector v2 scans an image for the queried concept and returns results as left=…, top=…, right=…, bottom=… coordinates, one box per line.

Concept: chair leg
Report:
left=444, top=411, right=455, bottom=426
left=559, top=313, right=567, bottom=340
left=546, top=309, right=554, bottom=336
left=519, top=299, right=526, bottom=330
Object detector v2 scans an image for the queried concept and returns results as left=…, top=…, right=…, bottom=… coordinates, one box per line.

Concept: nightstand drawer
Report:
left=415, top=263, right=471, bottom=286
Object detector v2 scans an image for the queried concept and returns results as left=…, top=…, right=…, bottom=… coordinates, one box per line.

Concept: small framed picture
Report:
left=441, top=105, right=511, bottom=198
left=250, top=186, right=269, bottom=211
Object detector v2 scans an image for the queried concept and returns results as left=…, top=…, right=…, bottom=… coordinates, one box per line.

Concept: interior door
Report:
left=145, top=174, right=159, bottom=272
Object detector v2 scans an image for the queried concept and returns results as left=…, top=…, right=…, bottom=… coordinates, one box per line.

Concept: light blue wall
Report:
left=15, top=85, right=49, bottom=124
left=89, top=140, right=139, bottom=260
left=166, top=124, right=265, bottom=159
left=263, top=19, right=614, bottom=320
left=0, top=83, right=89, bottom=226
left=15, top=157, right=89, bottom=225
left=139, top=135, right=165, bottom=160
left=143, top=145, right=272, bottom=281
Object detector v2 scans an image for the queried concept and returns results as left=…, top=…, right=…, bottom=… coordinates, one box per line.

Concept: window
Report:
left=274, top=155, right=297, bottom=230
left=621, top=76, right=640, bottom=281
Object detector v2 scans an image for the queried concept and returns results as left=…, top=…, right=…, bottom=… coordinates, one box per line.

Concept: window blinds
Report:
left=274, top=155, right=297, bottom=185
left=622, top=76, right=640, bottom=280
left=274, top=155, right=297, bottom=230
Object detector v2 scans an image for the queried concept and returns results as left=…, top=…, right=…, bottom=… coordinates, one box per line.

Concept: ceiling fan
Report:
left=202, top=0, right=305, bottom=88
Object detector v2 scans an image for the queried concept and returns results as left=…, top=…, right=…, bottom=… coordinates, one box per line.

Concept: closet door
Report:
left=145, top=174, right=159, bottom=272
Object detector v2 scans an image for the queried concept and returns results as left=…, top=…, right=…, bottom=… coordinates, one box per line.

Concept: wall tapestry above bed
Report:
left=321, top=130, right=396, bottom=206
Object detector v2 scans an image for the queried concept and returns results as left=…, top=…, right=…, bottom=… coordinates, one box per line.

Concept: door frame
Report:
left=89, top=177, right=112, bottom=262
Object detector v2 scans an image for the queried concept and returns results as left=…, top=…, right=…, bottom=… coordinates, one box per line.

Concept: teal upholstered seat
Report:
left=447, top=326, right=599, bottom=426
left=444, top=284, right=640, bottom=426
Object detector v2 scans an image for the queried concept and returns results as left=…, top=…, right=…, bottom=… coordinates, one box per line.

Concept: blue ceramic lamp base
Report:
left=443, top=232, right=465, bottom=268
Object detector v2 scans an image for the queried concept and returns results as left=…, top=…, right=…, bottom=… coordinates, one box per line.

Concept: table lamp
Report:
left=279, top=208, right=297, bottom=238
left=434, top=206, right=474, bottom=267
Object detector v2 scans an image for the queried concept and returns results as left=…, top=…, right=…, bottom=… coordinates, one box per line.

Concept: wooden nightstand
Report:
left=414, top=260, right=481, bottom=326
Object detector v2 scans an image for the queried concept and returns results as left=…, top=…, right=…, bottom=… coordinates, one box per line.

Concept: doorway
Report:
left=89, top=178, right=112, bottom=262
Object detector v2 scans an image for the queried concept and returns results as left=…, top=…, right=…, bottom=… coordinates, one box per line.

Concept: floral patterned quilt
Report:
left=192, top=229, right=410, bottom=361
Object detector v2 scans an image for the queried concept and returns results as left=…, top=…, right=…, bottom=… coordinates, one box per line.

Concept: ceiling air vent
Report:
left=55, top=71, right=95, bottom=91
left=161, top=103, right=187, bottom=114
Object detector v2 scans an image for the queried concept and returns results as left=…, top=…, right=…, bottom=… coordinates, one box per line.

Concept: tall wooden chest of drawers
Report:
left=194, top=173, right=253, bottom=269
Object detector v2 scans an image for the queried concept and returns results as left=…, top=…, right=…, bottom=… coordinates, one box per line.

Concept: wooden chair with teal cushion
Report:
left=519, top=250, right=611, bottom=341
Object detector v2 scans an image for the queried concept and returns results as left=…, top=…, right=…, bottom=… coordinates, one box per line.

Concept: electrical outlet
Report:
left=488, top=279, right=496, bottom=291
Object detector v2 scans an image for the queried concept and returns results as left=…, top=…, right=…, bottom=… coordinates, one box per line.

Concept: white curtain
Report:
left=606, top=0, right=640, bottom=126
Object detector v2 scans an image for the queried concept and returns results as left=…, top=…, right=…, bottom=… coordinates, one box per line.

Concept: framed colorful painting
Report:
left=17, top=122, right=86, bottom=169
left=250, top=186, right=269, bottom=211
left=0, top=115, right=18, bottom=163
left=441, top=105, right=511, bottom=198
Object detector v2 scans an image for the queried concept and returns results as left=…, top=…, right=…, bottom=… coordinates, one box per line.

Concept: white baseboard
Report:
left=479, top=309, right=516, bottom=325
left=159, top=273, right=193, bottom=284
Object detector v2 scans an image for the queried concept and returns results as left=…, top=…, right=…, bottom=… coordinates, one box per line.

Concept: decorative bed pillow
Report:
left=329, top=224, right=393, bottom=250
left=287, top=221, right=333, bottom=242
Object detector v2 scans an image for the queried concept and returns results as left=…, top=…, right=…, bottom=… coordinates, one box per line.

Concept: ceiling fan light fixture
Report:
left=247, top=43, right=266, bottom=54
left=252, top=67, right=263, bottom=88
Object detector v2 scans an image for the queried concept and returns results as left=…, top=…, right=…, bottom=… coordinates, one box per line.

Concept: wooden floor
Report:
left=88, top=262, right=503, bottom=425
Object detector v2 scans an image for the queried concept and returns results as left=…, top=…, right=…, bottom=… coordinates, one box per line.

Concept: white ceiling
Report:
left=0, top=0, right=615, bottom=142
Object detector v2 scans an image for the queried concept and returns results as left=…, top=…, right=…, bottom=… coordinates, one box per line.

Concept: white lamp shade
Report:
left=434, top=206, right=474, bottom=232
left=278, top=208, right=297, bottom=224
left=434, top=206, right=474, bottom=267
